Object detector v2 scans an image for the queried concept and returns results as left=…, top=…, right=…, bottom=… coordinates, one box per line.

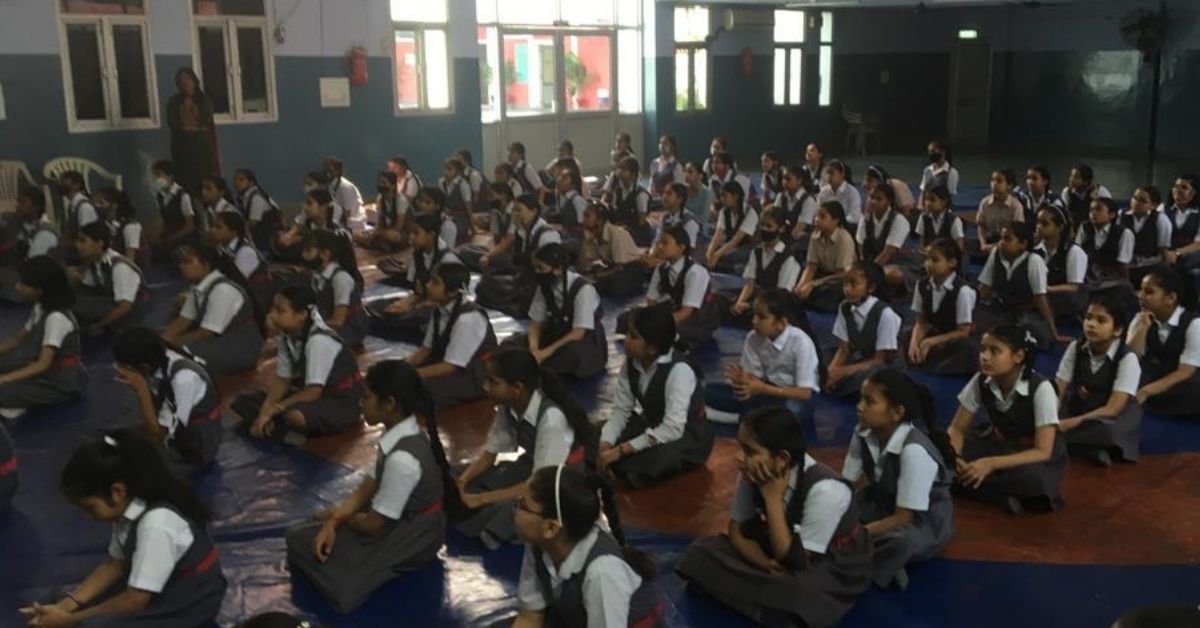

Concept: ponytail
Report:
left=181, top=241, right=267, bottom=334
left=308, top=229, right=363, bottom=288
left=489, top=347, right=594, bottom=456
left=865, top=368, right=957, bottom=468
left=986, top=324, right=1040, bottom=379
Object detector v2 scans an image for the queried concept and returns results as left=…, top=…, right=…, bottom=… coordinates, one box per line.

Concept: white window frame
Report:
left=773, top=10, right=804, bottom=108
left=190, top=8, right=278, bottom=124
left=391, top=23, right=455, bottom=116
left=56, top=10, right=160, bottom=133
left=674, top=45, right=708, bottom=113
left=818, top=11, right=834, bottom=107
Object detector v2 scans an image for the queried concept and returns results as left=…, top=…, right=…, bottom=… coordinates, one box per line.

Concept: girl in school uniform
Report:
left=0, top=256, right=87, bottom=420
left=706, top=180, right=759, bottom=274
left=1019, top=165, right=1064, bottom=224
left=1163, top=174, right=1200, bottom=273
left=477, top=195, right=562, bottom=317
left=973, top=168, right=1025, bottom=261
left=520, top=243, right=607, bottom=380
left=684, top=160, right=716, bottom=237
left=976, top=222, right=1068, bottom=348
left=759, top=150, right=784, bottom=207
left=818, top=159, right=863, bottom=227
left=610, top=156, right=654, bottom=247
left=858, top=183, right=914, bottom=290
left=773, top=163, right=819, bottom=244
left=151, top=160, right=197, bottom=255
left=275, top=189, right=347, bottom=262
left=58, top=170, right=100, bottom=245
left=0, top=189, right=58, bottom=303
left=796, top=201, right=858, bottom=312
left=657, top=182, right=702, bottom=249
left=727, top=207, right=802, bottom=326
left=949, top=324, right=1067, bottom=513
left=1076, top=197, right=1135, bottom=304
left=303, top=230, right=366, bottom=348
left=804, top=142, right=827, bottom=185
left=494, top=162, right=526, bottom=199
left=577, top=203, right=646, bottom=299
left=71, top=222, right=148, bottom=335
left=626, top=225, right=720, bottom=349
left=323, top=157, right=363, bottom=224
left=456, top=347, right=593, bottom=548
left=285, top=360, right=449, bottom=613
left=708, top=152, right=754, bottom=213
left=0, top=422, right=14, bottom=511
left=1127, top=269, right=1200, bottom=415
left=1062, top=163, right=1113, bottom=231
left=407, top=187, right=459, bottom=249
left=112, top=328, right=222, bottom=472
left=355, top=171, right=406, bottom=252
left=303, top=171, right=347, bottom=227
left=1033, top=205, right=1089, bottom=322
left=862, top=165, right=915, bottom=216
left=918, top=140, right=959, bottom=205
left=209, top=211, right=274, bottom=309
left=371, top=214, right=463, bottom=339
left=455, top=149, right=490, bottom=212
left=912, top=184, right=964, bottom=257
left=1120, top=184, right=1173, bottom=287
left=826, top=261, right=902, bottom=396
left=197, top=175, right=236, bottom=231
left=20, top=429, right=225, bottom=628
left=651, top=134, right=686, bottom=196
left=508, top=142, right=548, bottom=204
left=843, top=369, right=955, bottom=590
left=405, top=263, right=498, bottom=413
left=512, top=465, right=663, bottom=627
left=233, top=168, right=281, bottom=251
left=702, top=136, right=727, bottom=177
left=234, top=285, right=364, bottom=443
left=599, top=305, right=715, bottom=488
left=907, top=238, right=977, bottom=375
left=452, top=181, right=515, bottom=274
left=677, top=405, right=871, bottom=628
left=553, top=166, right=588, bottom=233
left=387, top=155, right=424, bottom=207
left=1056, top=297, right=1143, bottom=466
left=706, top=287, right=820, bottom=424
left=160, top=243, right=265, bottom=377
left=94, top=187, right=144, bottom=266
left=438, top=157, right=474, bottom=233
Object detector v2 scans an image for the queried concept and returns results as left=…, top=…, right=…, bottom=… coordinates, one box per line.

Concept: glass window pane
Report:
left=503, top=33, right=557, bottom=116
left=820, top=11, right=833, bottom=42
left=773, top=48, right=785, bottom=106
left=693, top=47, right=707, bottom=110
left=479, top=27, right=500, bottom=122
left=617, top=0, right=639, bottom=27
left=60, top=0, right=144, bottom=15
left=476, top=0, right=496, bottom=24
left=674, top=6, right=708, bottom=43
left=774, top=10, right=804, bottom=43
left=789, top=48, right=802, bottom=105
left=111, top=23, right=149, bottom=118
left=499, top=0, right=555, bottom=25
left=819, top=45, right=832, bottom=106
left=617, top=29, right=640, bottom=114
left=424, top=29, right=450, bottom=109
left=674, top=48, right=689, bottom=111
left=65, top=22, right=107, bottom=120
left=394, top=30, right=420, bottom=109
left=563, top=0, right=612, bottom=26
left=197, top=25, right=231, bottom=114
left=390, top=0, right=446, bottom=23
left=565, top=35, right=611, bottom=112
left=193, top=0, right=264, bottom=16
left=236, top=26, right=269, bottom=113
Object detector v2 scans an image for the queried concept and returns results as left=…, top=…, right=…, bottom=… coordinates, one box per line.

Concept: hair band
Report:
left=553, top=464, right=566, bottom=527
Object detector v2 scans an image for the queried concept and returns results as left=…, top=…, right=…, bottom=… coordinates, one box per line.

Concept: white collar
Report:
left=633, top=350, right=675, bottom=377
left=928, top=162, right=951, bottom=174
left=768, top=325, right=800, bottom=351
left=379, top=417, right=422, bottom=453
left=68, top=191, right=88, bottom=204
left=1093, top=222, right=1112, bottom=235
left=194, top=270, right=224, bottom=293
left=1080, top=338, right=1121, bottom=361
left=852, top=295, right=880, bottom=316
left=933, top=272, right=958, bottom=291
left=514, top=389, right=546, bottom=426
left=1167, top=306, right=1187, bottom=328
left=121, top=497, right=148, bottom=523
left=761, top=240, right=787, bottom=256
left=999, top=250, right=1030, bottom=268
left=870, top=208, right=894, bottom=223
left=984, top=373, right=1031, bottom=398
left=854, top=421, right=914, bottom=456
left=546, top=525, right=603, bottom=581
left=320, top=261, right=339, bottom=280
left=667, top=257, right=688, bottom=274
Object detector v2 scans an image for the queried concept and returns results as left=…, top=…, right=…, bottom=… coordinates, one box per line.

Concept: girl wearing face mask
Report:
left=726, top=208, right=803, bottom=326
left=918, top=140, right=959, bottom=207
left=151, top=160, right=197, bottom=258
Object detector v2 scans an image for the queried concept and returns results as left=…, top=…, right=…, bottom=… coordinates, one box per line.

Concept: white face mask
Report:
left=303, top=183, right=319, bottom=192
left=153, top=177, right=169, bottom=192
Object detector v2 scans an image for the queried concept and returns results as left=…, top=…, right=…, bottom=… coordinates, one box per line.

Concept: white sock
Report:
left=705, top=407, right=740, bottom=424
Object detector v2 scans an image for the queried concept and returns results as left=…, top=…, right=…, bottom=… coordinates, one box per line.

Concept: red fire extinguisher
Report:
left=347, top=46, right=368, bottom=86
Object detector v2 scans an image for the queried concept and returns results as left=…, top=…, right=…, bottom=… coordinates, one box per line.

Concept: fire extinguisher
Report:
left=347, top=46, right=368, bottom=86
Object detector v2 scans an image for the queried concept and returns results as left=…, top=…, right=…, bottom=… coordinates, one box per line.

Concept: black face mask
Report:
left=929, top=152, right=943, bottom=163
left=534, top=271, right=556, bottom=293
left=760, top=229, right=780, bottom=243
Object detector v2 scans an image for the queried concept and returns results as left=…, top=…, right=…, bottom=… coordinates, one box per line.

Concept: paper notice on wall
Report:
left=319, top=77, right=351, bottom=108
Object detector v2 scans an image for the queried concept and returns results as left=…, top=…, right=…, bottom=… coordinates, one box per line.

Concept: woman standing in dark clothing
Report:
left=167, top=68, right=219, bottom=196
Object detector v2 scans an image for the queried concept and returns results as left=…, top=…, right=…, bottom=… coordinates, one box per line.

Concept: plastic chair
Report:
left=842, top=105, right=881, bottom=156
left=0, top=160, right=39, bottom=213
left=42, top=156, right=123, bottom=227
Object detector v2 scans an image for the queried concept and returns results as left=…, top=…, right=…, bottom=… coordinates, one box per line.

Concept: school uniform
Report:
left=818, top=182, right=864, bottom=226
left=829, top=296, right=902, bottom=396
left=1062, top=184, right=1113, bottom=230
left=286, top=418, right=445, bottom=612
left=685, top=186, right=716, bottom=237
left=1119, top=209, right=1173, bottom=285
left=513, top=160, right=546, bottom=196
left=0, top=305, right=86, bottom=409
left=109, top=217, right=144, bottom=265
left=419, top=296, right=498, bottom=412
left=237, top=186, right=281, bottom=251
left=919, top=163, right=959, bottom=196
left=713, top=205, right=759, bottom=274
left=1076, top=221, right=1135, bottom=300
left=312, top=261, right=366, bottom=348
left=975, top=249, right=1054, bottom=348
left=578, top=222, right=646, bottom=299
left=156, top=183, right=194, bottom=242
left=1166, top=203, right=1200, bottom=271
left=760, top=170, right=783, bottom=206
left=150, top=349, right=223, bottom=471
left=1016, top=189, right=1065, bottom=225
left=777, top=189, right=819, bottom=239
left=803, top=228, right=858, bottom=312
left=612, top=181, right=654, bottom=247
left=0, top=422, right=15, bottom=511
left=650, top=156, right=685, bottom=194
left=369, top=242, right=462, bottom=339
left=457, top=389, right=582, bottom=544
left=1129, top=305, right=1200, bottom=415
left=708, top=170, right=753, bottom=206
left=658, top=208, right=702, bottom=248
left=721, top=241, right=802, bottom=328
left=177, top=270, right=264, bottom=376
left=705, top=324, right=820, bottom=419
left=329, top=176, right=363, bottom=222
left=476, top=218, right=562, bottom=317
left=1033, top=240, right=1089, bottom=321
left=81, top=498, right=226, bottom=627
left=555, top=189, right=588, bottom=231
left=600, top=350, right=714, bottom=488
left=439, top=176, right=474, bottom=241
left=843, top=422, right=953, bottom=587
left=1057, top=339, right=1143, bottom=461
left=199, top=198, right=236, bottom=232
left=74, top=248, right=149, bottom=332
left=0, top=218, right=59, bottom=303
left=858, top=209, right=913, bottom=285
left=913, top=210, right=964, bottom=248
left=677, top=454, right=871, bottom=628
left=523, top=271, right=607, bottom=379
left=398, top=171, right=423, bottom=202
left=62, top=192, right=99, bottom=246
left=221, top=236, right=274, bottom=309
left=908, top=272, right=978, bottom=374
left=637, top=257, right=720, bottom=348
left=518, top=525, right=664, bottom=627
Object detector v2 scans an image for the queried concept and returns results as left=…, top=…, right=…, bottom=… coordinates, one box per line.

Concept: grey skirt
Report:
left=1063, top=401, right=1143, bottom=462
left=455, top=457, right=532, bottom=544
left=184, top=323, right=264, bottom=377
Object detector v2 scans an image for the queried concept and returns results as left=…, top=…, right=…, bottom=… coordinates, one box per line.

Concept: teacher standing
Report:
left=167, top=67, right=220, bottom=196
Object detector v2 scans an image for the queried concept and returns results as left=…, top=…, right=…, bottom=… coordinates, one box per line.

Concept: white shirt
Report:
left=729, top=454, right=853, bottom=554
left=743, top=242, right=802, bottom=290
left=781, top=190, right=819, bottom=227
left=241, top=186, right=273, bottom=222
left=718, top=206, right=759, bottom=239
left=710, top=171, right=753, bottom=202
left=315, top=262, right=355, bottom=307
left=911, top=272, right=976, bottom=325
left=440, top=215, right=458, bottom=247
left=180, top=271, right=246, bottom=334
left=1128, top=306, right=1200, bottom=368
left=1056, top=339, right=1141, bottom=396
left=529, top=271, right=599, bottom=330
left=23, top=217, right=58, bottom=257
left=398, top=171, right=421, bottom=201
left=24, top=305, right=74, bottom=348
left=920, top=163, right=960, bottom=195
left=957, top=373, right=1060, bottom=428
left=601, top=352, right=697, bottom=451
left=439, top=176, right=474, bottom=206
left=614, top=182, right=650, bottom=218
left=407, top=240, right=463, bottom=284
left=647, top=258, right=710, bottom=310
left=81, top=248, right=141, bottom=303
left=558, top=190, right=588, bottom=225
left=330, top=176, right=363, bottom=220
left=842, top=423, right=940, bottom=511
left=1076, top=223, right=1135, bottom=265
left=224, top=239, right=262, bottom=280
left=832, top=296, right=902, bottom=351
left=108, top=499, right=195, bottom=594
left=978, top=250, right=1049, bottom=294
left=485, top=389, right=575, bottom=469
left=913, top=211, right=964, bottom=241
left=66, top=192, right=98, bottom=227
left=1168, top=205, right=1200, bottom=241
left=518, top=161, right=546, bottom=192
left=741, top=325, right=820, bottom=390
left=275, top=315, right=342, bottom=386
left=1121, top=210, right=1173, bottom=259
left=155, top=351, right=208, bottom=437
left=517, top=526, right=643, bottom=627
left=659, top=209, right=701, bottom=247
left=651, top=156, right=685, bottom=187
left=368, top=418, right=425, bottom=520
left=209, top=198, right=237, bottom=217
left=422, top=298, right=490, bottom=368
left=157, top=183, right=193, bottom=218
left=1061, top=184, right=1113, bottom=203
left=818, top=182, right=863, bottom=224
left=857, top=209, right=911, bottom=250
left=1033, top=241, right=1087, bottom=285
left=513, top=217, right=563, bottom=250
left=464, top=166, right=485, bottom=194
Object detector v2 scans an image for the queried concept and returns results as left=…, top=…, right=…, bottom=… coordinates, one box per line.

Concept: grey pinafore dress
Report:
left=367, top=247, right=461, bottom=341
left=1061, top=341, right=1142, bottom=461
left=421, top=299, right=498, bottom=413
left=1138, top=310, right=1200, bottom=416
left=677, top=463, right=872, bottom=628
left=905, top=275, right=978, bottom=375
left=616, top=259, right=720, bottom=350
left=853, top=427, right=954, bottom=587
left=182, top=275, right=264, bottom=377
left=155, top=355, right=223, bottom=472
left=73, top=252, right=149, bottom=332
left=532, top=529, right=664, bottom=628
left=828, top=299, right=894, bottom=396
left=0, top=307, right=87, bottom=408
left=507, top=274, right=607, bottom=380
left=286, top=429, right=446, bottom=613
left=973, top=251, right=1054, bottom=350
left=313, top=264, right=367, bottom=348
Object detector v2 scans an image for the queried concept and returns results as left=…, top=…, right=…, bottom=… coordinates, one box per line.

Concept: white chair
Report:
left=843, top=105, right=881, bottom=156
left=0, top=160, right=39, bottom=213
left=42, top=156, right=123, bottom=227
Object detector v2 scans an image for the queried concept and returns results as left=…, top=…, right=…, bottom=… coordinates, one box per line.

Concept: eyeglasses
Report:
left=515, top=494, right=546, bottom=518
